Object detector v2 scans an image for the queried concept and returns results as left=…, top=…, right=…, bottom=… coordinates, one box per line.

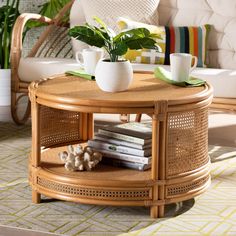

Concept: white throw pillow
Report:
left=80, top=0, right=160, bottom=33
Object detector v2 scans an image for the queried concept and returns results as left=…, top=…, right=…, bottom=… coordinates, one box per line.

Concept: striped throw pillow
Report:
left=118, top=19, right=211, bottom=67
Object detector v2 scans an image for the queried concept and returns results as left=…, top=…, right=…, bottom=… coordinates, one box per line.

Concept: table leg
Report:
left=31, top=97, right=41, bottom=203
left=80, top=113, right=94, bottom=141
left=135, top=114, right=142, bottom=122
left=151, top=101, right=167, bottom=218
left=159, top=102, right=167, bottom=217
left=158, top=112, right=167, bottom=217
left=151, top=114, right=159, bottom=218
left=32, top=190, right=41, bottom=204
left=88, top=113, right=94, bottom=139
left=80, top=113, right=88, bottom=141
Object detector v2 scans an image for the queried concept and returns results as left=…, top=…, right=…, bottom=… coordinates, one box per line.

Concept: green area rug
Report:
left=0, top=122, right=236, bottom=236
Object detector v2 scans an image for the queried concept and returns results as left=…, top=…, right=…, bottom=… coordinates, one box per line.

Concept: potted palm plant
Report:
left=69, top=17, right=160, bottom=92
left=0, top=0, right=20, bottom=106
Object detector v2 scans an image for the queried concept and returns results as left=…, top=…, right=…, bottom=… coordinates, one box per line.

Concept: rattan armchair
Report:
left=10, top=0, right=75, bottom=125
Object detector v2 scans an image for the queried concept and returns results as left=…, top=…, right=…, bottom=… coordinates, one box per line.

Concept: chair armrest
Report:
left=11, top=0, right=74, bottom=90
left=10, top=13, right=53, bottom=73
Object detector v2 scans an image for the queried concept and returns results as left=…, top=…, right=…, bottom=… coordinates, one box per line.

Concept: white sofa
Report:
left=17, top=0, right=236, bottom=110
left=139, top=0, right=236, bottom=100
left=72, top=0, right=236, bottom=101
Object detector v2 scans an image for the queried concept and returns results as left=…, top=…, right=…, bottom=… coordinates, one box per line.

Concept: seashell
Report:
left=75, top=160, right=81, bottom=168
left=78, top=164, right=84, bottom=171
left=68, top=153, right=75, bottom=162
left=75, top=145, right=83, bottom=154
left=68, top=145, right=75, bottom=154
left=59, top=151, right=68, bottom=162
left=93, top=152, right=102, bottom=161
left=78, top=153, right=84, bottom=160
left=65, top=162, right=75, bottom=171
left=59, top=145, right=102, bottom=172
left=84, top=146, right=93, bottom=155
left=93, top=160, right=99, bottom=165
left=89, top=161, right=96, bottom=168
left=86, top=164, right=92, bottom=171
left=84, top=152, right=92, bottom=162
left=76, top=149, right=84, bottom=155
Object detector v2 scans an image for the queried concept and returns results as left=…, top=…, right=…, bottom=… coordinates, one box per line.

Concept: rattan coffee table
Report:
left=28, top=72, right=213, bottom=218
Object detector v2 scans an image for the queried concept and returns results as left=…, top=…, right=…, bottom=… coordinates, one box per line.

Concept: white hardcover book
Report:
left=98, top=129, right=151, bottom=145
left=102, top=157, right=151, bottom=171
left=88, top=139, right=151, bottom=157
left=94, top=134, right=152, bottom=150
left=98, top=122, right=152, bottom=145
left=95, top=149, right=151, bottom=164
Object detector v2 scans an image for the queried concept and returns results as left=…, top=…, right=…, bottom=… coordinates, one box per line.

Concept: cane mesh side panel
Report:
left=166, top=108, right=209, bottom=178
left=37, top=177, right=152, bottom=200
left=166, top=175, right=210, bottom=198
left=40, top=106, right=80, bottom=147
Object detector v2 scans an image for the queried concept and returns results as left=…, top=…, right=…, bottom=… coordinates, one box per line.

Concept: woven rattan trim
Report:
left=37, top=177, right=152, bottom=200
left=166, top=175, right=210, bottom=198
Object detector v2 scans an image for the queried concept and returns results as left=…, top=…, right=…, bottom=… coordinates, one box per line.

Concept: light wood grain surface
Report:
left=32, top=73, right=212, bottom=108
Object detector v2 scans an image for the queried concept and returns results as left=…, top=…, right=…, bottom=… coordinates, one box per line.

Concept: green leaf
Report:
left=93, top=16, right=115, bottom=38
left=125, top=37, right=159, bottom=50
left=69, top=26, right=105, bottom=48
left=150, top=33, right=162, bottom=40
left=88, top=24, right=111, bottom=42
left=110, top=42, right=128, bottom=56
left=26, top=0, right=71, bottom=29
left=114, top=28, right=151, bottom=42
left=93, top=16, right=108, bottom=32
left=0, top=1, right=20, bottom=68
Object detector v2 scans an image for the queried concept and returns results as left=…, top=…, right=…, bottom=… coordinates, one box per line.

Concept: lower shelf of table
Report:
left=29, top=145, right=211, bottom=207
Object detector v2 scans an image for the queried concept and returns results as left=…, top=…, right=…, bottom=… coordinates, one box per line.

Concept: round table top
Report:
left=30, top=72, right=213, bottom=110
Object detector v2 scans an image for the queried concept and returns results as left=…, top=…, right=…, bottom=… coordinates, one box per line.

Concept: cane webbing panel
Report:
left=166, top=108, right=209, bottom=178
left=40, top=106, right=81, bottom=147
left=166, top=175, right=210, bottom=198
left=37, top=177, right=152, bottom=200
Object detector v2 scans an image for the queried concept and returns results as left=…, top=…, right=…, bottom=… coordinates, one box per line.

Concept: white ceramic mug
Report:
left=75, top=48, right=104, bottom=75
left=170, top=53, right=198, bottom=82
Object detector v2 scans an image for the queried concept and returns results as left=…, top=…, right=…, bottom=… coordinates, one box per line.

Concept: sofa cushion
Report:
left=118, top=18, right=211, bottom=67
left=158, top=0, right=236, bottom=70
left=132, top=63, right=236, bottom=98
left=80, top=0, right=160, bottom=34
left=18, top=58, right=81, bottom=82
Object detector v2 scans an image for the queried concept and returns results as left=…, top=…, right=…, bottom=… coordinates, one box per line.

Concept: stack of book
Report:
left=88, top=122, right=152, bottom=171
